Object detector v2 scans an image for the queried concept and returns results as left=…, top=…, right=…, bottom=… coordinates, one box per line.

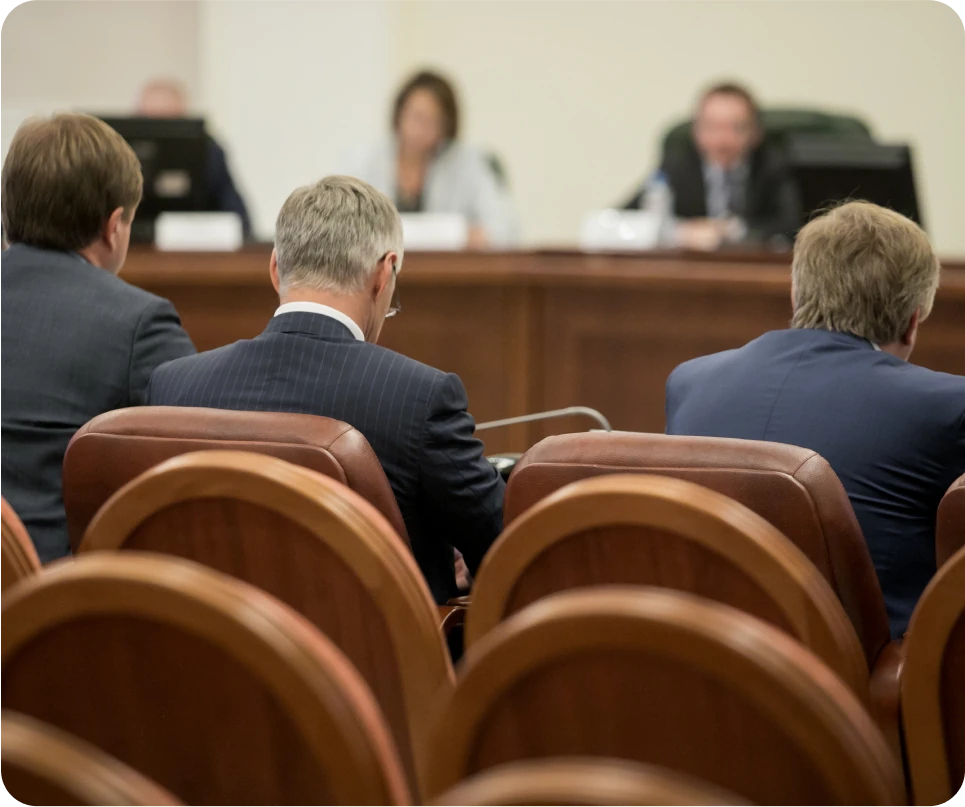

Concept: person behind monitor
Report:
left=136, top=78, right=252, bottom=238
left=147, top=175, right=505, bottom=603
left=665, top=201, right=965, bottom=637
left=344, top=70, right=518, bottom=248
left=1, top=113, right=196, bottom=563
left=624, top=82, right=802, bottom=250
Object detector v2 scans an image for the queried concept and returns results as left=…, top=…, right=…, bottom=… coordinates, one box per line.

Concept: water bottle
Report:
left=644, top=170, right=676, bottom=247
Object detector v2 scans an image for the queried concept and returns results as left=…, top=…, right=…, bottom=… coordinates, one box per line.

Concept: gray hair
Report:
left=274, top=175, right=403, bottom=294
left=791, top=201, right=940, bottom=344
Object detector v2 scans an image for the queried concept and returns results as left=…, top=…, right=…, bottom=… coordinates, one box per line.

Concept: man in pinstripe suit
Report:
left=148, top=176, right=504, bottom=602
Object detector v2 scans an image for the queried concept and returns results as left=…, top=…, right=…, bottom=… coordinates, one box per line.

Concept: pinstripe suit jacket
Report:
left=148, top=311, right=505, bottom=602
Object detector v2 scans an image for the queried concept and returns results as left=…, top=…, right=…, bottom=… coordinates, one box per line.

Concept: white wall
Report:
left=1, top=0, right=200, bottom=147
left=395, top=0, right=965, bottom=252
left=198, top=0, right=395, bottom=237
left=3, top=0, right=964, bottom=253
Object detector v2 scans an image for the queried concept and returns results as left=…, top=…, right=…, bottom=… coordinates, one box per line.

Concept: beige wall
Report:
left=2, top=0, right=200, bottom=110
left=395, top=0, right=965, bottom=252
left=3, top=1, right=964, bottom=254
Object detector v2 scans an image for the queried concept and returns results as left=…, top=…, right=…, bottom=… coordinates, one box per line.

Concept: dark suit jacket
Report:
left=147, top=311, right=505, bottom=603
left=623, top=139, right=802, bottom=243
left=205, top=137, right=252, bottom=237
left=1, top=244, right=196, bottom=562
left=665, top=329, right=965, bottom=637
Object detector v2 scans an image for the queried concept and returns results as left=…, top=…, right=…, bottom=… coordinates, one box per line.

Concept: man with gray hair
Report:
left=148, top=175, right=504, bottom=602
left=665, top=201, right=965, bottom=637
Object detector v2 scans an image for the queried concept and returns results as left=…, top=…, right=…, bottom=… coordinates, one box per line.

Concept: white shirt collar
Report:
left=273, top=302, right=365, bottom=342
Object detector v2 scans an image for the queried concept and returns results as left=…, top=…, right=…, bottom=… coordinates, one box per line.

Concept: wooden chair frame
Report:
left=1, top=553, right=411, bottom=805
left=2, top=711, right=180, bottom=805
left=78, top=449, right=453, bottom=794
left=466, top=474, right=869, bottom=697
left=902, top=544, right=965, bottom=805
left=1, top=497, right=40, bottom=594
left=428, top=587, right=903, bottom=804
left=431, top=757, right=746, bottom=805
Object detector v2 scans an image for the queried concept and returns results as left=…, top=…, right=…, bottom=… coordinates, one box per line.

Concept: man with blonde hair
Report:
left=665, top=201, right=965, bottom=636
left=1, top=113, right=195, bottom=563
left=149, top=175, right=504, bottom=602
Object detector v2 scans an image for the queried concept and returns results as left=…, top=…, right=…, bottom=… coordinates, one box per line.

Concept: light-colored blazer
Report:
left=343, top=137, right=519, bottom=247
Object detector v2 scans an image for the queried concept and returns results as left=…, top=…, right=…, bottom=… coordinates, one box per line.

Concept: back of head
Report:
left=791, top=201, right=940, bottom=344
left=274, top=175, right=403, bottom=295
left=1, top=113, right=142, bottom=253
left=136, top=78, right=188, bottom=118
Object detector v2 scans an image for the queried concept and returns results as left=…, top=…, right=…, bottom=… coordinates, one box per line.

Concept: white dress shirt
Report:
left=273, top=301, right=365, bottom=342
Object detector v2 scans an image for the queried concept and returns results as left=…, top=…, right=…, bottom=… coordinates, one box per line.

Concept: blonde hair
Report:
left=791, top=201, right=940, bottom=344
left=274, top=175, right=403, bottom=295
left=2, top=113, right=142, bottom=251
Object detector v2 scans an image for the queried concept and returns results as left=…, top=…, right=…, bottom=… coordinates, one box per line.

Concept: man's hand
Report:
left=454, top=549, right=472, bottom=591
left=675, top=218, right=729, bottom=251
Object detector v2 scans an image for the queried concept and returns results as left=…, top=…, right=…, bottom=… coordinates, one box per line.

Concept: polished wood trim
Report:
left=901, top=544, right=965, bottom=805
left=1, top=553, right=411, bottom=804
left=1, top=711, right=180, bottom=805
left=1, top=497, right=40, bottom=594
left=465, top=474, right=869, bottom=698
left=79, top=450, right=453, bottom=796
left=430, top=757, right=747, bottom=806
left=426, top=587, right=903, bottom=803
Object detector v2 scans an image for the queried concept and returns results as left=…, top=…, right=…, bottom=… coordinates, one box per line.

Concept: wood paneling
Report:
left=123, top=247, right=965, bottom=453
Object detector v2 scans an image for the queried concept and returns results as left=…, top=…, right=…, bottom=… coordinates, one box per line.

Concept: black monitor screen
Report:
left=786, top=137, right=923, bottom=230
left=98, top=116, right=208, bottom=241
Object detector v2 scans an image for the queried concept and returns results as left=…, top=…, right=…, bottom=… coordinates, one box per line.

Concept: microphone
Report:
left=476, top=406, right=612, bottom=433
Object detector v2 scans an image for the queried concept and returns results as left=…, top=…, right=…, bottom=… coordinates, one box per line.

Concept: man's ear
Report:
left=103, top=207, right=126, bottom=249
left=901, top=308, right=921, bottom=346
left=372, top=250, right=396, bottom=299
left=269, top=248, right=281, bottom=294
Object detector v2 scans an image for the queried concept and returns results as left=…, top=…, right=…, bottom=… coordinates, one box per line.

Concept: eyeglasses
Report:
left=385, top=264, right=402, bottom=319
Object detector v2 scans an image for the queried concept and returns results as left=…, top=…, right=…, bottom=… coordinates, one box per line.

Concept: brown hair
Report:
left=698, top=82, right=761, bottom=127
left=791, top=201, right=941, bottom=344
left=392, top=71, right=459, bottom=141
left=1, top=113, right=143, bottom=252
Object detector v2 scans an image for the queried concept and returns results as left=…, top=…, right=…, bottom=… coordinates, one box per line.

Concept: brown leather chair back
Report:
left=506, top=432, right=889, bottom=665
left=2, top=497, right=40, bottom=594
left=426, top=588, right=903, bottom=805
left=63, top=406, right=408, bottom=550
left=431, top=758, right=746, bottom=805
left=902, top=544, right=965, bottom=805
left=79, top=450, right=452, bottom=798
left=936, top=472, right=965, bottom=568
left=1, top=711, right=180, bottom=805
left=1, top=554, right=410, bottom=805
left=467, top=474, right=868, bottom=696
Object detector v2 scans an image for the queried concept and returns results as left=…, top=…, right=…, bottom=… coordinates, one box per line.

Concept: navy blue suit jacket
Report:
left=666, top=328, right=965, bottom=637
left=148, top=312, right=505, bottom=603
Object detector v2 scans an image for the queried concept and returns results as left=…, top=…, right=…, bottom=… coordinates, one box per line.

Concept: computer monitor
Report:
left=97, top=116, right=208, bottom=242
left=785, top=137, right=923, bottom=230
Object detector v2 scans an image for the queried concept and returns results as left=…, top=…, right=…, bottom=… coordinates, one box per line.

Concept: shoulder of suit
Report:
left=364, top=341, right=449, bottom=384
left=3, top=245, right=175, bottom=316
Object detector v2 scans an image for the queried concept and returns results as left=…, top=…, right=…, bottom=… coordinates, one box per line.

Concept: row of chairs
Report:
left=0, top=410, right=951, bottom=804
left=1, top=546, right=913, bottom=805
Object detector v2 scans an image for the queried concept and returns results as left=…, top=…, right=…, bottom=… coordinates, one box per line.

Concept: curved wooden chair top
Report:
left=467, top=473, right=868, bottom=697
left=63, top=406, right=409, bottom=549
left=79, top=449, right=453, bottom=795
left=506, top=431, right=889, bottom=665
left=2, top=497, right=40, bottom=594
left=427, top=588, right=903, bottom=805
left=1, top=711, right=180, bottom=805
left=936, top=472, right=965, bottom=567
left=901, top=543, right=965, bottom=805
left=431, top=757, right=746, bottom=805
left=1, top=553, right=410, bottom=805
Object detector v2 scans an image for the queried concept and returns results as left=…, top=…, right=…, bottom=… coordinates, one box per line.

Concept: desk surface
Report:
left=123, top=247, right=965, bottom=453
